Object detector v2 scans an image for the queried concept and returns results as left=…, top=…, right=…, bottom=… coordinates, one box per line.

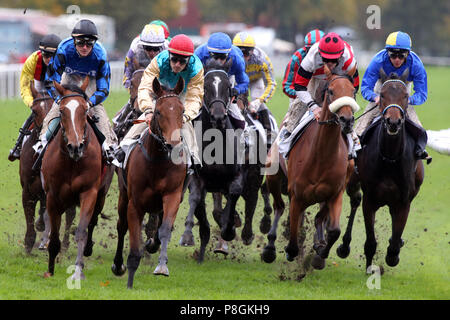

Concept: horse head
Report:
left=54, top=76, right=90, bottom=161
left=322, top=65, right=360, bottom=134
left=379, top=68, right=409, bottom=136
left=151, top=76, right=185, bottom=149
left=30, top=81, right=53, bottom=128
left=204, top=59, right=233, bottom=129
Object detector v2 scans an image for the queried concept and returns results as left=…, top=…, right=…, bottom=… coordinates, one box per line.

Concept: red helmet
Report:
left=168, top=34, right=194, bottom=56
left=318, top=32, right=345, bottom=59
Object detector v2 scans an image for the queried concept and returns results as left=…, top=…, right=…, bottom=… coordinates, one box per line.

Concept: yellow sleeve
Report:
left=137, top=58, right=159, bottom=113
left=259, top=55, right=277, bottom=103
left=183, top=68, right=204, bottom=122
left=20, top=52, right=39, bottom=107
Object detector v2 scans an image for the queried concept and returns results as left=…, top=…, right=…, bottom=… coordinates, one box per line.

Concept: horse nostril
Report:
left=67, top=144, right=73, bottom=152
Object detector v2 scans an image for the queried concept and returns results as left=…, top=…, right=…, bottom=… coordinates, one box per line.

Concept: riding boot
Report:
left=257, top=109, right=273, bottom=152
left=8, top=113, right=35, bottom=161
left=32, top=118, right=60, bottom=171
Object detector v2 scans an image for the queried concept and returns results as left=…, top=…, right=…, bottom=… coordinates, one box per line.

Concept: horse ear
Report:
left=80, top=76, right=89, bottom=92
left=174, top=76, right=185, bottom=96
left=379, top=68, right=388, bottom=83
left=53, top=81, right=65, bottom=96
left=152, top=77, right=164, bottom=97
left=30, top=81, right=38, bottom=99
left=400, top=68, right=410, bottom=83
left=324, top=64, right=332, bottom=80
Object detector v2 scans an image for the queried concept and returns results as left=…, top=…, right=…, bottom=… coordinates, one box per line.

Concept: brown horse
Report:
left=337, top=70, right=425, bottom=271
left=262, top=65, right=359, bottom=269
left=111, top=76, right=187, bottom=289
left=41, top=77, right=114, bottom=279
left=19, top=82, right=76, bottom=253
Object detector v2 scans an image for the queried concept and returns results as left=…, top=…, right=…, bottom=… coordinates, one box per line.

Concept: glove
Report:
left=88, top=100, right=94, bottom=109
left=249, top=99, right=262, bottom=113
left=231, top=88, right=238, bottom=98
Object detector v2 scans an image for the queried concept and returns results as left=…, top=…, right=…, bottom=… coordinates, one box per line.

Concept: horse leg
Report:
left=112, top=189, right=128, bottom=277
left=39, top=209, right=50, bottom=250
left=154, top=192, right=182, bottom=276
left=285, top=197, right=306, bottom=262
left=35, top=200, right=46, bottom=232
left=22, top=191, right=37, bottom=253
left=145, top=211, right=162, bottom=254
left=126, top=200, right=144, bottom=289
left=337, top=174, right=361, bottom=259
left=46, top=196, right=62, bottom=276
left=84, top=189, right=107, bottom=257
left=311, top=203, right=329, bottom=269
left=221, top=173, right=244, bottom=242
left=386, top=205, right=409, bottom=267
left=72, top=190, right=97, bottom=281
left=61, top=206, right=76, bottom=252
left=259, top=179, right=273, bottom=234
left=179, top=181, right=201, bottom=247
left=362, top=196, right=379, bottom=272
left=242, top=187, right=258, bottom=246
left=212, top=192, right=223, bottom=227
left=193, top=190, right=210, bottom=263
left=261, top=183, right=286, bottom=263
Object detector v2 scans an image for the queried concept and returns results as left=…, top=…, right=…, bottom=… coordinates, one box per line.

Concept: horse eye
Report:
left=328, top=89, right=334, bottom=96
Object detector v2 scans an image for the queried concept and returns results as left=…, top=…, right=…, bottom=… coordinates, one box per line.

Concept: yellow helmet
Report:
left=233, top=32, right=255, bottom=48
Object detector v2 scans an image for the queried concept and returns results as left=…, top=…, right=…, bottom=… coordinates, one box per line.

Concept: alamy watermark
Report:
left=366, top=5, right=381, bottom=30
left=366, top=265, right=381, bottom=290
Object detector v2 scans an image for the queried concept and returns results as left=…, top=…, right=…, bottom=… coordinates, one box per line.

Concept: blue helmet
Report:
left=385, top=31, right=412, bottom=51
left=207, top=32, right=232, bottom=54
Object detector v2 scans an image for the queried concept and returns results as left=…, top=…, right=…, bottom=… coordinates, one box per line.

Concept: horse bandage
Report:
left=329, top=96, right=360, bottom=114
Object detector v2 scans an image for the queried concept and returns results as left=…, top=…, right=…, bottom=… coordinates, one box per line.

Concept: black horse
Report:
left=337, top=69, right=425, bottom=271
left=179, top=59, right=245, bottom=262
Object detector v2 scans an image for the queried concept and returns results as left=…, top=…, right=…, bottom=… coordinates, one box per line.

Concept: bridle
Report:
left=203, top=69, right=232, bottom=114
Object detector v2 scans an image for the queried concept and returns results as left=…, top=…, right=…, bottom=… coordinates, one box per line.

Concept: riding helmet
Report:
left=385, top=31, right=412, bottom=51
left=318, top=32, right=345, bottom=59
left=232, top=32, right=255, bottom=48
left=71, top=19, right=98, bottom=40
left=207, top=32, right=232, bottom=54
left=168, top=34, right=194, bottom=56
left=304, top=29, right=325, bottom=48
left=39, top=34, right=62, bottom=53
left=139, top=24, right=165, bottom=47
left=149, top=20, right=170, bottom=40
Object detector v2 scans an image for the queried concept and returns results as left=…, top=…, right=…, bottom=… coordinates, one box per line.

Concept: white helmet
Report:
left=139, top=24, right=165, bottom=47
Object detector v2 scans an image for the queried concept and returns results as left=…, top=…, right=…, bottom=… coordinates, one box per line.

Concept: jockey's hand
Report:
left=230, top=88, right=239, bottom=103
left=145, top=111, right=153, bottom=126
left=249, top=99, right=261, bottom=114
left=311, top=105, right=321, bottom=121
left=374, top=96, right=380, bottom=105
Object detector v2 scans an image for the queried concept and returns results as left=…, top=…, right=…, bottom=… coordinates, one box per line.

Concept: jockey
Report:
left=285, top=32, right=361, bottom=157
left=123, top=22, right=169, bottom=91
left=8, top=34, right=61, bottom=161
left=195, top=32, right=249, bottom=130
left=233, top=31, right=277, bottom=151
left=114, top=34, right=204, bottom=170
left=34, top=19, right=118, bottom=162
left=357, top=31, right=431, bottom=162
left=282, top=29, right=325, bottom=104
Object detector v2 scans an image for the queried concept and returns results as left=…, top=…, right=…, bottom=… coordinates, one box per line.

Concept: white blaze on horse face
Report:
left=213, top=76, right=221, bottom=98
left=65, top=99, right=81, bottom=141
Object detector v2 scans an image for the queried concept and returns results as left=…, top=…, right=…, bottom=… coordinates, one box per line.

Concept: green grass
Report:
left=0, top=67, right=449, bottom=300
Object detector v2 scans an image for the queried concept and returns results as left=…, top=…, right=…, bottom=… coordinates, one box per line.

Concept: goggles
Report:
left=388, top=50, right=408, bottom=60
left=40, top=50, right=55, bottom=59
left=169, top=53, right=190, bottom=65
left=143, top=45, right=163, bottom=52
left=74, top=38, right=96, bottom=48
left=322, top=57, right=339, bottom=64
left=209, top=52, right=228, bottom=60
left=238, top=47, right=253, bottom=57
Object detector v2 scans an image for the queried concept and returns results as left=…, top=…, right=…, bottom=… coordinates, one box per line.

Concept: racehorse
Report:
left=336, top=69, right=425, bottom=271
left=41, top=77, right=114, bottom=279
left=19, top=82, right=75, bottom=253
left=111, top=76, right=187, bottom=289
left=178, top=59, right=245, bottom=262
left=113, top=58, right=145, bottom=142
left=262, top=65, right=360, bottom=269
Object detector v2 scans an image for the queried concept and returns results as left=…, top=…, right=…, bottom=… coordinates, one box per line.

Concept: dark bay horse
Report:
left=111, top=76, right=187, bottom=289
left=337, top=69, right=425, bottom=271
left=262, top=65, right=360, bottom=269
left=19, top=82, right=75, bottom=253
left=178, top=59, right=245, bottom=262
left=41, top=77, right=114, bottom=279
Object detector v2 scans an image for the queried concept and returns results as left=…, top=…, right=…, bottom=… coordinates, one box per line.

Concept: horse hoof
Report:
left=336, top=244, right=350, bottom=259
left=311, top=255, right=326, bottom=270
left=153, top=264, right=169, bottom=277
left=179, top=233, right=195, bottom=247
left=35, top=217, right=45, bottom=232
left=241, top=232, right=254, bottom=246
left=38, top=240, right=49, bottom=251
left=221, top=229, right=236, bottom=242
left=386, top=254, right=399, bottom=267
left=214, top=240, right=229, bottom=256
left=262, top=246, right=276, bottom=263
left=259, top=215, right=271, bottom=234
left=144, top=238, right=160, bottom=254
left=111, top=263, right=127, bottom=277
left=83, top=242, right=94, bottom=257
left=72, top=270, right=86, bottom=281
